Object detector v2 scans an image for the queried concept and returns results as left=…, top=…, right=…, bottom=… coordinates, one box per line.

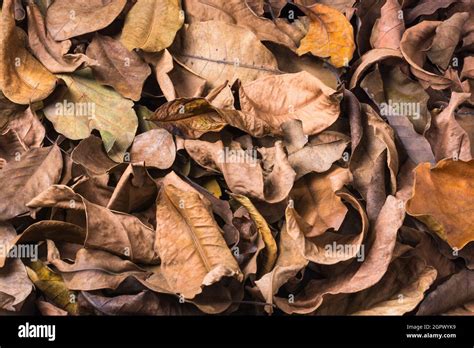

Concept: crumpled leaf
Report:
left=274, top=195, right=405, bottom=314
left=27, top=185, right=158, bottom=264
left=426, top=12, right=469, bottom=70
left=79, top=290, right=200, bottom=315
left=399, top=20, right=453, bottom=89
left=185, top=139, right=295, bottom=203
left=0, top=223, right=33, bottom=312
left=27, top=3, right=95, bottom=74
left=417, top=269, right=474, bottom=315
left=129, top=129, right=176, bottom=169
left=426, top=92, right=472, bottom=162
left=231, top=194, right=277, bottom=276
left=291, top=166, right=352, bottom=237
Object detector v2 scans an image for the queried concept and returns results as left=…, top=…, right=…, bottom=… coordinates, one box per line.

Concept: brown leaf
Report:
left=400, top=20, right=453, bottom=90
left=274, top=195, right=405, bottom=314
left=183, top=0, right=297, bottom=49
left=45, top=0, right=127, bottom=40
left=370, top=0, right=405, bottom=50
left=143, top=49, right=206, bottom=101
left=350, top=104, right=399, bottom=202
left=426, top=92, right=472, bottom=161
left=120, top=0, right=184, bottom=52
left=79, top=290, right=200, bottom=315
left=0, top=145, right=62, bottom=221
left=185, top=139, right=295, bottom=203
left=155, top=183, right=242, bottom=299
left=288, top=131, right=350, bottom=179
left=0, top=223, right=33, bottom=312
left=291, top=166, right=352, bottom=237
left=27, top=3, right=95, bottom=74
left=6, top=107, right=45, bottom=148
left=0, top=0, right=57, bottom=104
left=171, top=21, right=279, bottom=90
left=417, top=269, right=474, bottom=315
left=27, top=185, right=158, bottom=264
left=129, top=129, right=176, bottom=169
left=349, top=48, right=404, bottom=89
left=405, top=0, right=458, bottom=24
left=426, top=13, right=469, bottom=70
left=239, top=71, right=341, bottom=136
left=86, top=34, right=151, bottom=101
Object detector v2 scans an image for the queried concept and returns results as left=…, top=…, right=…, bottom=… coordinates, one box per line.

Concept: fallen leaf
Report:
left=46, top=0, right=127, bottom=40
left=129, top=129, right=176, bottom=169
left=26, top=260, right=78, bottom=315
left=426, top=92, right=472, bottom=162
left=400, top=20, right=453, bottom=89
left=171, top=21, right=279, bottom=89
left=0, top=0, right=57, bottom=104
left=155, top=183, right=242, bottom=299
left=120, top=0, right=184, bottom=52
left=183, top=0, right=297, bottom=49
left=27, top=3, right=95, bottom=74
left=0, top=223, right=33, bottom=312
left=426, top=12, right=469, bottom=70
left=0, top=145, right=62, bottom=221
left=417, top=269, right=474, bottom=315
left=407, top=159, right=474, bottom=250
left=86, top=34, right=151, bottom=101
left=239, top=71, right=341, bottom=135
left=296, top=3, right=355, bottom=68
left=42, top=70, right=138, bottom=162
left=231, top=194, right=277, bottom=276
left=370, top=0, right=405, bottom=50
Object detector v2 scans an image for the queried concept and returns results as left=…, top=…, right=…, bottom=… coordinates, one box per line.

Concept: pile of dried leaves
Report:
left=0, top=0, right=473, bottom=316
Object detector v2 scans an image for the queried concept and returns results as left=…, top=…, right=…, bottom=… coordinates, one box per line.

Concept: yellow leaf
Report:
left=120, top=0, right=184, bottom=52
left=26, top=260, right=78, bottom=315
left=296, top=4, right=355, bottom=68
left=231, top=194, right=277, bottom=276
left=202, top=178, right=222, bottom=198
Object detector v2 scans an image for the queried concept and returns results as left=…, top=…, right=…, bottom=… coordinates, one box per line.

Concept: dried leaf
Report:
left=407, top=159, right=474, bottom=250
left=46, top=0, right=127, bottom=40
left=0, top=0, right=56, bottom=104
left=26, top=260, right=78, bottom=315
left=155, top=184, right=242, bottom=299
left=0, top=145, right=62, bottom=221
left=86, top=34, right=151, bottom=101
left=171, top=21, right=279, bottom=89
left=296, top=3, right=355, bottom=68
left=120, top=0, right=184, bottom=52
left=42, top=70, right=138, bottom=162
left=239, top=71, right=341, bottom=135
